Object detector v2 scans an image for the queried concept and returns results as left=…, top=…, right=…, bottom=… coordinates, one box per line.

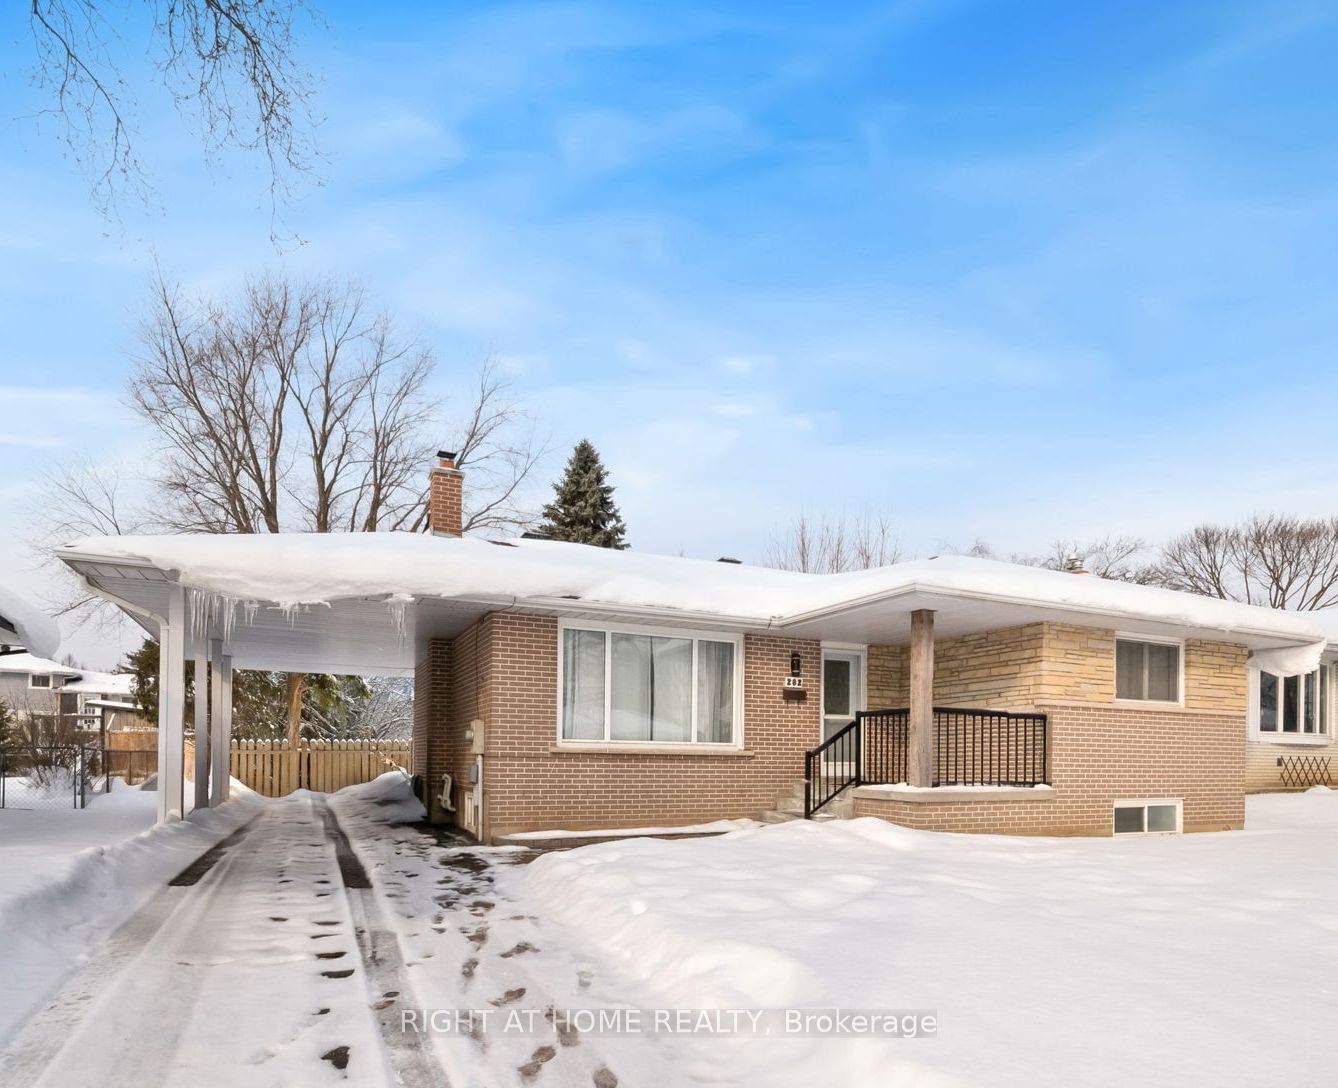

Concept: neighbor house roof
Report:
left=0, top=585, right=60, bottom=659
left=56, top=532, right=1329, bottom=677
left=0, top=652, right=81, bottom=680
left=59, top=671, right=135, bottom=696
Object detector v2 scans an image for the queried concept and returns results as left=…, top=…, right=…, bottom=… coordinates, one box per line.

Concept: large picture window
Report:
left=1258, top=665, right=1329, bottom=737
left=1115, top=638, right=1181, bottom=702
left=560, top=625, right=740, bottom=745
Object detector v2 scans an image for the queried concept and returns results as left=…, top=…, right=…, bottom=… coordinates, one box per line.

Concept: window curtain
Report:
left=611, top=633, right=692, bottom=741
left=696, top=640, right=735, bottom=743
left=561, top=628, right=606, bottom=739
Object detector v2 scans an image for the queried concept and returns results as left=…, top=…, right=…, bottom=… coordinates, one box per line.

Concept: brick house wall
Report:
left=853, top=703, right=1246, bottom=834
left=857, top=622, right=1250, bottom=835
left=413, top=613, right=823, bottom=839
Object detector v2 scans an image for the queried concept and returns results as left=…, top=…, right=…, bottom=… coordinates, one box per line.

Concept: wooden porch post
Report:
left=157, top=585, right=186, bottom=822
left=192, top=646, right=209, bottom=812
left=908, top=608, right=935, bottom=788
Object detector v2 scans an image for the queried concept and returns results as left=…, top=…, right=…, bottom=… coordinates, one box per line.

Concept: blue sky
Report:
left=4, top=1, right=1338, bottom=663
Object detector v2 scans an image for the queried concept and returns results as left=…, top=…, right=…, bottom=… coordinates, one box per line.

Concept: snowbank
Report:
left=501, top=817, right=760, bottom=841
left=0, top=786, right=264, bottom=1045
left=62, top=534, right=1327, bottom=659
left=517, top=796, right=1338, bottom=1087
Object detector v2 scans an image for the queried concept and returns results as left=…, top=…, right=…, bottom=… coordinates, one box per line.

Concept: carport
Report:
left=55, top=545, right=491, bottom=822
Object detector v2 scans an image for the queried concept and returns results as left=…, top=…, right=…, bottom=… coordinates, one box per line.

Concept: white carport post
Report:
left=209, top=639, right=232, bottom=805
left=157, top=585, right=187, bottom=822
left=192, top=645, right=210, bottom=812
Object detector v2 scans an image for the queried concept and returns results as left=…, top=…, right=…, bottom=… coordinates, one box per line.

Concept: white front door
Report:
left=821, top=648, right=866, bottom=745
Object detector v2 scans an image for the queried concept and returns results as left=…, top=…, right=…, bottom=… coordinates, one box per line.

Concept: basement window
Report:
left=1113, top=799, right=1182, bottom=835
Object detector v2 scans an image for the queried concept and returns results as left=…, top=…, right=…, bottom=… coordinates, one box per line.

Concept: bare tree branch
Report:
left=1153, top=515, right=1338, bottom=610
left=765, top=510, right=903, bottom=573
left=27, top=0, right=320, bottom=220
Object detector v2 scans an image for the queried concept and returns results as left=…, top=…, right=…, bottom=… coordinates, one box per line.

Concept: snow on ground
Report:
left=0, top=781, right=263, bottom=1046
left=516, top=789, right=1338, bottom=1088
left=501, top=818, right=760, bottom=841
left=332, top=773, right=677, bottom=1087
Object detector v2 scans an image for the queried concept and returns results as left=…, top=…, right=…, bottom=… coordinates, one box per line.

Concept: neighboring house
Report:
left=56, top=455, right=1334, bottom=839
left=0, top=652, right=139, bottom=731
left=0, top=652, right=81, bottom=722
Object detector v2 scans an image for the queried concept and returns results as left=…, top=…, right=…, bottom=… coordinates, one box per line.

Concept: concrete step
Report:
left=759, top=809, right=801, bottom=824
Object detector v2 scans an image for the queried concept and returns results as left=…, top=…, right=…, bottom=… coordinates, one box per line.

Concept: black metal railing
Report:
left=804, top=719, right=860, bottom=819
left=803, top=706, right=1049, bottom=817
left=931, top=706, right=1047, bottom=788
left=860, top=708, right=909, bottom=786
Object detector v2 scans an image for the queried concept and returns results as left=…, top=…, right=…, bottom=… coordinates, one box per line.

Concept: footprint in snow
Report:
left=518, top=1045, right=557, bottom=1081
left=499, top=941, right=540, bottom=958
left=490, top=987, right=526, bottom=1007
left=321, top=1045, right=351, bottom=1071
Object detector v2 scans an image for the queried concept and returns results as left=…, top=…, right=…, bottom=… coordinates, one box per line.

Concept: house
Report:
left=55, top=455, right=1330, bottom=836
left=0, top=652, right=81, bottom=723
left=1245, top=609, right=1338, bottom=794
left=0, top=652, right=139, bottom=732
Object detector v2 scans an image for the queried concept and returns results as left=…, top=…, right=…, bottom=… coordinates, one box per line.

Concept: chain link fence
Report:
left=0, top=744, right=106, bottom=810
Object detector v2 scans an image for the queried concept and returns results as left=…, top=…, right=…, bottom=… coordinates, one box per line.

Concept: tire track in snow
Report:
left=318, top=799, right=451, bottom=1088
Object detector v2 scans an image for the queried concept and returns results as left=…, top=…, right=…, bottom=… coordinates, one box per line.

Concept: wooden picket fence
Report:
left=225, top=738, right=411, bottom=797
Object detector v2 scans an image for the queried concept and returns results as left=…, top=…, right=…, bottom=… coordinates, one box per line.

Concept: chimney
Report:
left=430, top=450, right=463, bottom=537
left=1063, top=553, right=1088, bottom=575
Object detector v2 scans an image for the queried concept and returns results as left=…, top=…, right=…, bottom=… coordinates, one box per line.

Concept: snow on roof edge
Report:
left=0, top=584, right=60, bottom=659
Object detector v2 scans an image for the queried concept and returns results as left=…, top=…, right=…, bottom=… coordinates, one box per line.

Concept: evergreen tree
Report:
left=535, top=440, right=629, bottom=548
left=0, top=699, right=16, bottom=753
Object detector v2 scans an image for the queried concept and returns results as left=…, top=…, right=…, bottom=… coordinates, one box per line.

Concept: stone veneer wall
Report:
left=868, top=622, right=1248, bottom=712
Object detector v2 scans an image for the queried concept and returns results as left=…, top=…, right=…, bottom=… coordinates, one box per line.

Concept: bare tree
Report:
left=35, top=270, right=546, bottom=738
left=963, top=535, right=1155, bottom=584
left=28, top=0, right=319, bottom=216
left=403, top=357, right=547, bottom=535
left=765, top=511, right=902, bottom=573
left=1154, top=515, right=1338, bottom=610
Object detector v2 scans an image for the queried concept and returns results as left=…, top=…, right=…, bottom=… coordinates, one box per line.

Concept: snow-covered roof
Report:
left=0, top=652, right=81, bottom=679
left=0, top=584, right=60, bottom=659
left=59, top=671, right=135, bottom=696
left=54, top=532, right=1330, bottom=677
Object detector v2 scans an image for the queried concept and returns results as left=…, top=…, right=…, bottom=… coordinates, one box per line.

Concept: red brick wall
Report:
left=852, top=702, right=1246, bottom=835
left=417, top=613, right=824, bottom=838
left=412, top=639, right=450, bottom=811
left=428, top=466, right=463, bottom=537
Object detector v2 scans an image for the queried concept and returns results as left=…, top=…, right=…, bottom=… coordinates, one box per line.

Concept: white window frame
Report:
left=1248, top=662, right=1333, bottom=746
left=555, top=619, right=745, bottom=750
left=1113, top=633, right=1185, bottom=706
left=27, top=673, right=53, bottom=690
left=1113, top=798, right=1183, bottom=835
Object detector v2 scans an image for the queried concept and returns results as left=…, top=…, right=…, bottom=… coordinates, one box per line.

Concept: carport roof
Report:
left=56, top=532, right=1329, bottom=677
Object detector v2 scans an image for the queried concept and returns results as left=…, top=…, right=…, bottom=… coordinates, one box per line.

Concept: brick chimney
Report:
left=430, top=450, right=463, bottom=537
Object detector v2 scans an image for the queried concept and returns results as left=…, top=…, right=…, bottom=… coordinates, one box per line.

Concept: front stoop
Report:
left=759, top=781, right=854, bottom=824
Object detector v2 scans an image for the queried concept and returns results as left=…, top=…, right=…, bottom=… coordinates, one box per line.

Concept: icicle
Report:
left=384, top=593, right=414, bottom=641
